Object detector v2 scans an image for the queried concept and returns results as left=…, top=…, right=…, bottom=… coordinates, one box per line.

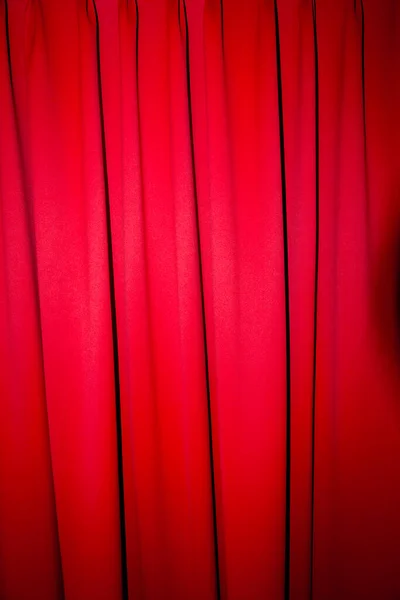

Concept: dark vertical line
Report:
left=310, top=1, right=319, bottom=599
left=92, top=3, right=129, bottom=599
left=182, top=4, right=221, bottom=599
left=220, top=0, right=224, bottom=52
left=359, top=0, right=371, bottom=265
left=4, top=3, right=65, bottom=598
left=273, top=2, right=291, bottom=599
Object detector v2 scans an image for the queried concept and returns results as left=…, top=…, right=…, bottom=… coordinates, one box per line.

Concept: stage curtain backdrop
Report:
left=1, top=0, right=400, bottom=598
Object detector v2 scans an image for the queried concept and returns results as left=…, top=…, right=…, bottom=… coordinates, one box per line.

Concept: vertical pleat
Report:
left=201, top=0, right=287, bottom=597
left=0, top=2, right=64, bottom=598
left=1, top=0, right=125, bottom=598
left=278, top=1, right=316, bottom=598
left=96, top=0, right=219, bottom=597
left=314, top=1, right=364, bottom=597
left=313, top=0, right=400, bottom=598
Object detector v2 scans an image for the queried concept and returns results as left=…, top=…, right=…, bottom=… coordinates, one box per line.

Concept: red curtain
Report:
left=1, top=0, right=400, bottom=598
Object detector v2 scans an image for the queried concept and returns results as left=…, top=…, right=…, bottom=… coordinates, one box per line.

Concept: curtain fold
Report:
left=1, top=1, right=399, bottom=599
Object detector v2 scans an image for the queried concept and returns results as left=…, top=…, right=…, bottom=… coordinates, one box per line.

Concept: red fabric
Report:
left=0, top=1, right=399, bottom=599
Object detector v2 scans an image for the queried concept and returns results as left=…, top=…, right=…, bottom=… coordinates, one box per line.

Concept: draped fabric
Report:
left=1, top=0, right=400, bottom=599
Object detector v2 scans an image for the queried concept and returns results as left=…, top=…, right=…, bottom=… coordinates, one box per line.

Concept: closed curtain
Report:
left=1, top=0, right=400, bottom=599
